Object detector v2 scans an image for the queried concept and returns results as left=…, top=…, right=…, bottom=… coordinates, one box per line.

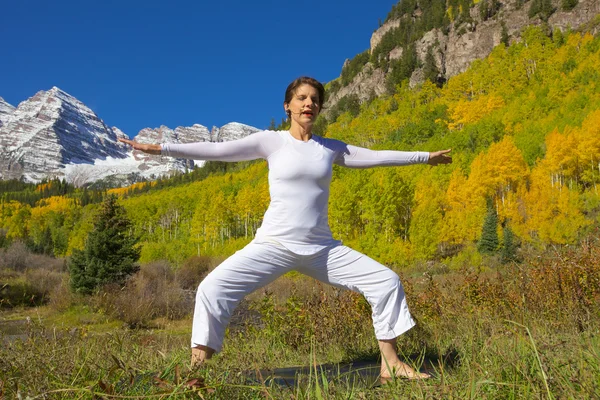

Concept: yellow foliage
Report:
left=108, top=181, right=156, bottom=197
left=448, top=95, right=505, bottom=130
left=523, top=168, right=589, bottom=244
left=0, top=201, right=32, bottom=240
left=440, top=169, right=486, bottom=244
left=35, top=182, right=53, bottom=193
left=468, top=136, right=528, bottom=201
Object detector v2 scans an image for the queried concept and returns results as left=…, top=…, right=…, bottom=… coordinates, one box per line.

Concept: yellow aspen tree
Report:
left=448, top=95, right=505, bottom=130
left=66, top=205, right=96, bottom=255
left=524, top=167, right=589, bottom=244
left=480, top=135, right=529, bottom=205
left=577, top=110, right=600, bottom=189
left=5, top=201, right=31, bottom=240
left=409, top=170, right=445, bottom=260
left=441, top=168, right=487, bottom=245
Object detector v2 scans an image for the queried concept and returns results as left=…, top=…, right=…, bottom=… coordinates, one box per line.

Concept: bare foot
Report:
left=190, top=345, right=214, bottom=369
left=380, top=361, right=431, bottom=382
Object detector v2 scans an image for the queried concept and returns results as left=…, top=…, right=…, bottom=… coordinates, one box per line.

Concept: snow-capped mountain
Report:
left=0, top=87, right=129, bottom=182
left=0, top=88, right=261, bottom=184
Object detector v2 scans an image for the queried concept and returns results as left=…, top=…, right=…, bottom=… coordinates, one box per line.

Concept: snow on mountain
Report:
left=0, top=97, right=15, bottom=128
left=0, top=87, right=261, bottom=185
left=214, top=122, right=261, bottom=142
left=0, top=87, right=128, bottom=182
left=62, top=122, right=260, bottom=186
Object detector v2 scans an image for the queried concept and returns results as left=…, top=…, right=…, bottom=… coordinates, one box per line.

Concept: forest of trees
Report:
left=1, top=28, right=599, bottom=268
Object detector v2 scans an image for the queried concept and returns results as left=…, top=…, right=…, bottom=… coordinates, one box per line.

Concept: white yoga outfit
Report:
left=162, top=130, right=429, bottom=351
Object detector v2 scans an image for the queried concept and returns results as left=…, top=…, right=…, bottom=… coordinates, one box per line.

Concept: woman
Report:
left=120, top=76, right=451, bottom=380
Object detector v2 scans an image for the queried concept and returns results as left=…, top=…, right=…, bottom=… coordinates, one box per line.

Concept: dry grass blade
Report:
left=98, top=380, right=115, bottom=395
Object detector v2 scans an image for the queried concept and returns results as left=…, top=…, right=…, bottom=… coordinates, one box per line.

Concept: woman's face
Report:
left=285, top=84, right=320, bottom=127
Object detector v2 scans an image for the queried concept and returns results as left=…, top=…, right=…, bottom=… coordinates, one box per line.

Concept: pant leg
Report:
left=297, top=245, right=415, bottom=340
left=192, top=242, right=296, bottom=351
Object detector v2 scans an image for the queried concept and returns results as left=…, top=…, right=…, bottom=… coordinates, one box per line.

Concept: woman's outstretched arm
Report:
left=119, top=138, right=161, bottom=154
left=334, top=143, right=452, bottom=168
left=118, top=131, right=278, bottom=162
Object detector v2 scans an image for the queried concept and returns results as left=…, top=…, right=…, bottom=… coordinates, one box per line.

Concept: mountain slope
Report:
left=0, top=88, right=260, bottom=184
left=324, top=0, right=600, bottom=116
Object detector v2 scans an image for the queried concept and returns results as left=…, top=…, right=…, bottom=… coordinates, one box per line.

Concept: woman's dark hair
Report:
left=284, top=77, right=325, bottom=117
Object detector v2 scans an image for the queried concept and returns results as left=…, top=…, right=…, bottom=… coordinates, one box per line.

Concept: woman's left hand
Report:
left=428, top=149, right=452, bottom=166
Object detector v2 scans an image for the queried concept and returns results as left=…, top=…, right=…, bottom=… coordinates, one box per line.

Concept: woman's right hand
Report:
left=118, top=138, right=162, bottom=155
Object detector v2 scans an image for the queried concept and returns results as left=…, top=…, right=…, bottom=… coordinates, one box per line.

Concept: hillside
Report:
left=323, top=0, right=600, bottom=120
left=1, top=26, right=599, bottom=266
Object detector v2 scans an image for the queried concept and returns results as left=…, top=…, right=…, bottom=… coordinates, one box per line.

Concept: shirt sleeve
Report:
left=161, top=130, right=276, bottom=161
left=334, top=143, right=430, bottom=168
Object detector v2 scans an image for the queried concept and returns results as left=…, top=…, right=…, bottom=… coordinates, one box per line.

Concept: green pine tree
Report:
left=529, top=0, right=555, bottom=21
left=501, top=22, right=510, bottom=47
left=561, top=0, right=577, bottom=11
left=478, top=201, right=499, bottom=255
left=501, top=225, right=519, bottom=263
left=69, top=195, right=140, bottom=294
left=423, top=47, right=440, bottom=85
left=553, top=28, right=565, bottom=46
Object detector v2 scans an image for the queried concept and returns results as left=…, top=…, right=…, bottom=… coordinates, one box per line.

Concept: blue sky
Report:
left=1, top=0, right=398, bottom=137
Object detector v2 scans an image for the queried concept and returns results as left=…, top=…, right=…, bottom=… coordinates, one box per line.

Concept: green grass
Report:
left=1, top=314, right=597, bottom=399
left=1, top=241, right=599, bottom=398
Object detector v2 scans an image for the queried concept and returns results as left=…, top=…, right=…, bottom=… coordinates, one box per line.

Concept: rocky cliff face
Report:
left=0, top=88, right=260, bottom=184
left=325, top=0, right=600, bottom=112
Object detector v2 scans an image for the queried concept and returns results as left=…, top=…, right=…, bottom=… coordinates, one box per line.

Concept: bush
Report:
left=0, top=228, right=7, bottom=248
left=175, top=256, right=214, bottom=290
left=24, top=268, right=66, bottom=303
left=95, top=261, right=192, bottom=328
left=0, top=280, right=45, bottom=308
left=254, top=280, right=372, bottom=352
left=0, top=241, right=29, bottom=271
left=48, top=275, right=77, bottom=311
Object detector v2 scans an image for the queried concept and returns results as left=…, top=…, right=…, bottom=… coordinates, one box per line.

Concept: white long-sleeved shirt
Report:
left=162, top=130, right=429, bottom=254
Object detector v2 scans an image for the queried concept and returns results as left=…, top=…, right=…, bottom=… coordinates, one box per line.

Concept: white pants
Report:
left=192, top=242, right=415, bottom=351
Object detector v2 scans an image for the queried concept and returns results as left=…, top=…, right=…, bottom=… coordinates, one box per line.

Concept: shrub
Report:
left=0, top=241, right=29, bottom=271
left=96, top=261, right=192, bottom=328
left=0, top=228, right=7, bottom=248
left=175, top=255, right=214, bottom=290
left=251, top=277, right=372, bottom=353
left=48, top=275, right=77, bottom=311
left=24, top=268, right=66, bottom=303
left=0, top=280, right=45, bottom=308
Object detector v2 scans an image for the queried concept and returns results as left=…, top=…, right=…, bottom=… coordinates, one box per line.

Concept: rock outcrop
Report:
left=325, top=0, right=600, bottom=111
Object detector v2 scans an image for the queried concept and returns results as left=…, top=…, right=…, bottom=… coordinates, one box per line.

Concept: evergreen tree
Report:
left=501, top=22, right=510, bottom=47
left=528, top=0, right=555, bottom=21
left=501, top=225, right=519, bottom=263
left=423, top=47, right=440, bottom=85
left=386, top=45, right=418, bottom=93
left=69, top=195, right=140, bottom=294
left=478, top=201, right=499, bottom=255
left=561, top=0, right=577, bottom=11
left=552, top=28, right=565, bottom=47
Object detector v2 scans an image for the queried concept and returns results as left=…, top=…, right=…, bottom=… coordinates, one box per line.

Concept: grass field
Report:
left=1, top=239, right=599, bottom=399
